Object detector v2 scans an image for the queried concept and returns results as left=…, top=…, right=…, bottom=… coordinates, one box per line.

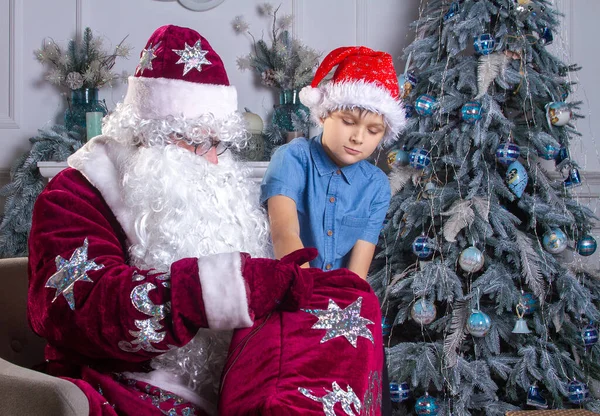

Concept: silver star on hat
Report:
left=173, top=40, right=211, bottom=76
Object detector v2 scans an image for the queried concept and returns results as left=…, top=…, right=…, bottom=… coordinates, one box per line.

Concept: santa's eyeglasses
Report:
left=193, top=138, right=231, bottom=156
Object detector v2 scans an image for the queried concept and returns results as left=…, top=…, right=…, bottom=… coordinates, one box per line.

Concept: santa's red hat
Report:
left=106, top=25, right=245, bottom=148
left=299, top=46, right=406, bottom=145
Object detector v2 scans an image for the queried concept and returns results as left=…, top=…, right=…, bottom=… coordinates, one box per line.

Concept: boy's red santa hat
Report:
left=105, top=25, right=246, bottom=148
left=299, top=46, right=406, bottom=146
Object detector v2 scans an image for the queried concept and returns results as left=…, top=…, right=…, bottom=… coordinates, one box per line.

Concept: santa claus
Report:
left=26, top=25, right=318, bottom=415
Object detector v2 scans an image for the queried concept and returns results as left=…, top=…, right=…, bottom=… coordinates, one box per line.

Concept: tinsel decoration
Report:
left=0, top=126, right=85, bottom=257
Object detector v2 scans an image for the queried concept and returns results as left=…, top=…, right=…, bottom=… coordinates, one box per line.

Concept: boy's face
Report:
left=321, top=109, right=386, bottom=167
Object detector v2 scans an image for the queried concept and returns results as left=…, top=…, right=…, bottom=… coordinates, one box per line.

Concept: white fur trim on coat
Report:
left=300, top=80, right=407, bottom=146
left=197, top=252, right=253, bottom=330
left=124, top=76, right=238, bottom=120
left=67, top=136, right=140, bottom=246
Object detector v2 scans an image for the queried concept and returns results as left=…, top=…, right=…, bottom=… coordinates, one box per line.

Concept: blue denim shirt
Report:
left=260, top=135, right=391, bottom=271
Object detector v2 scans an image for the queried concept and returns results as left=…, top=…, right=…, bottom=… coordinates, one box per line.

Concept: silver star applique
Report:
left=136, top=41, right=161, bottom=75
left=299, top=382, right=362, bottom=416
left=303, top=297, right=374, bottom=348
left=45, top=238, right=104, bottom=310
left=172, top=40, right=211, bottom=76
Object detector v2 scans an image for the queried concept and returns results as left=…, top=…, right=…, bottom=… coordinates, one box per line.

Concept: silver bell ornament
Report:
left=512, top=302, right=532, bottom=334
left=411, top=298, right=437, bottom=325
left=458, top=246, right=485, bottom=273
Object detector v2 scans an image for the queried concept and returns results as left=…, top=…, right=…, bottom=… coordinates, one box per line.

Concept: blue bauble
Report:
left=409, top=148, right=431, bottom=170
left=567, top=379, right=590, bottom=404
left=467, top=309, right=492, bottom=337
left=506, top=161, right=528, bottom=198
left=387, top=147, right=410, bottom=169
left=461, top=101, right=483, bottom=124
left=390, top=381, right=410, bottom=403
left=415, top=393, right=439, bottom=415
left=411, top=298, right=437, bottom=325
left=582, top=323, right=599, bottom=348
left=412, top=235, right=435, bottom=259
left=444, top=2, right=460, bottom=21
left=496, top=142, right=520, bottom=166
left=458, top=246, right=484, bottom=273
left=415, top=94, right=438, bottom=116
left=405, top=104, right=415, bottom=118
left=382, top=316, right=392, bottom=337
left=473, top=33, right=495, bottom=55
left=539, top=144, right=559, bottom=160
left=542, top=228, right=568, bottom=254
left=555, top=146, right=569, bottom=167
left=521, top=292, right=539, bottom=315
left=577, top=235, right=597, bottom=256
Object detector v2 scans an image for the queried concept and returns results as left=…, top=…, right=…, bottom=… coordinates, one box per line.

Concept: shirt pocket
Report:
left=336, top=215, right=370, bottom=256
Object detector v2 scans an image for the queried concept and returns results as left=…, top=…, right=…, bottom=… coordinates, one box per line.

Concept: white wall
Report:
left=0, top=0, right=598, bottom=180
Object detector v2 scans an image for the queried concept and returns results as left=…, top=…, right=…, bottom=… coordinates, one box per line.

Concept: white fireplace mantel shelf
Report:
left=37, top=161, right=270, bottom=184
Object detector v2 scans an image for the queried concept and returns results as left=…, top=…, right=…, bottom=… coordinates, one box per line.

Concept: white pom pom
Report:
left=299, top=86, right=323, bottom=108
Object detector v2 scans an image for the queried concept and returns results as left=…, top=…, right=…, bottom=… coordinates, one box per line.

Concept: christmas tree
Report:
left=370, top=0, right=600, bottom=414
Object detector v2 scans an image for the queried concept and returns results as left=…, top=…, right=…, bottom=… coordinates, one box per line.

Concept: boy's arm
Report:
left=267, top=195, right=309, bottom=267
left=347, top=239, right=376, bottom=279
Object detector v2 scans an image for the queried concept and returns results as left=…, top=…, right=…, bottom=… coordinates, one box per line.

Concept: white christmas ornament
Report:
left=458, top=246, right=485, bottom=273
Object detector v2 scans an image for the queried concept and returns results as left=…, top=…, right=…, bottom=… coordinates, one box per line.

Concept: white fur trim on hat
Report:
left=300, top=80, right=406, bottom=146
left=124, top=76, right=238, bottom=120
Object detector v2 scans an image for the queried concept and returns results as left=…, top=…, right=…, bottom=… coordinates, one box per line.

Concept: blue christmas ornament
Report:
left=382, top=316, right=392, bottom=337
left=496, top=142, right=520, bottom=165
left=520, top=292, right=539, bottom=315
left=405, top=104, right=415, bottom=118
left=539, top=27, right=553, bottom=45
left=473, top=33, right=496, bottom=55
left=461, top=101, right=483, bottom=124
left=409, top=148, right=431, bottom=169
left=412, top=235, right=435, bottom=259
left=467, top=309, right=492, bottom=337
left=577, top=235, right=597, bottom=256
left=555, top=146, right=570, bottom=169
left=542, top=228, right=568, bottom=254
left=387, top=147, right=410, bottom=169
left=399, top=72, right=418, bottom=99
left=539, top=144, right=559, bottom=160
left=582, top=323, right=599, bottom=348
left=567, top=379, right=590, bottom=404
left=415, top=94, right=438, bottom=116
left=506, top=161, right=528, bottom=198
left=411, top=298, right=437, bottom=325
left=564, top=166, right=582, bottom=189
left=443, top=1, right=460, bottom=21
left=390, top=381, right=410, bottom=403
left=527, top=384, right=548, bottom=409
left=415, top=393, right=439, bottom=415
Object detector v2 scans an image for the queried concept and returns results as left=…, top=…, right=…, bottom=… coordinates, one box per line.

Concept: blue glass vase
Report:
left=272, top=89, right=310, bottom=143
left=64, top=88, right=108, bottom=132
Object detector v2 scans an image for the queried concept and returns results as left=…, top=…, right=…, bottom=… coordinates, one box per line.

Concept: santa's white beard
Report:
left=122, top=144, right=271, bottom=271
left=120, top=144, right=272, bottom=412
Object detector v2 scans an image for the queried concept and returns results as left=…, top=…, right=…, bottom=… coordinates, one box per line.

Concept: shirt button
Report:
left=327, top=230, right=333, bottom=236
left=329, top=196, right=335, bottom=203
left=336, top=169, right=341, bottom=175
left=325, top=264, right=332, bottom=270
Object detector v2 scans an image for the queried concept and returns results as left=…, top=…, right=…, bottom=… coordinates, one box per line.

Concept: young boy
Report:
left=260, top=46, right=406, bottom=279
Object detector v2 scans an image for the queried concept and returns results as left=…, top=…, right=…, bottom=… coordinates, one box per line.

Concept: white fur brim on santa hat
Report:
left=299, top=80, right=407, bottom=146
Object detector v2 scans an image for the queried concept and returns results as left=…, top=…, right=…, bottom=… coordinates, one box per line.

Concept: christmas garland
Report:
left=0, top=126, right=85, bottom=257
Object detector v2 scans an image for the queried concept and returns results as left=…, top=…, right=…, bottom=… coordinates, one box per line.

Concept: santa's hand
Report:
left=241, top=248, right=318, bottom=319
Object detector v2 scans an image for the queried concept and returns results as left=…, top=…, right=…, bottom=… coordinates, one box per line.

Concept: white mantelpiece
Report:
left=38, top=161, right=270, bottom=184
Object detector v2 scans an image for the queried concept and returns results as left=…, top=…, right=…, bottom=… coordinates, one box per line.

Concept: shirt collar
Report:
left=310, top=134, right=361, bottom=184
